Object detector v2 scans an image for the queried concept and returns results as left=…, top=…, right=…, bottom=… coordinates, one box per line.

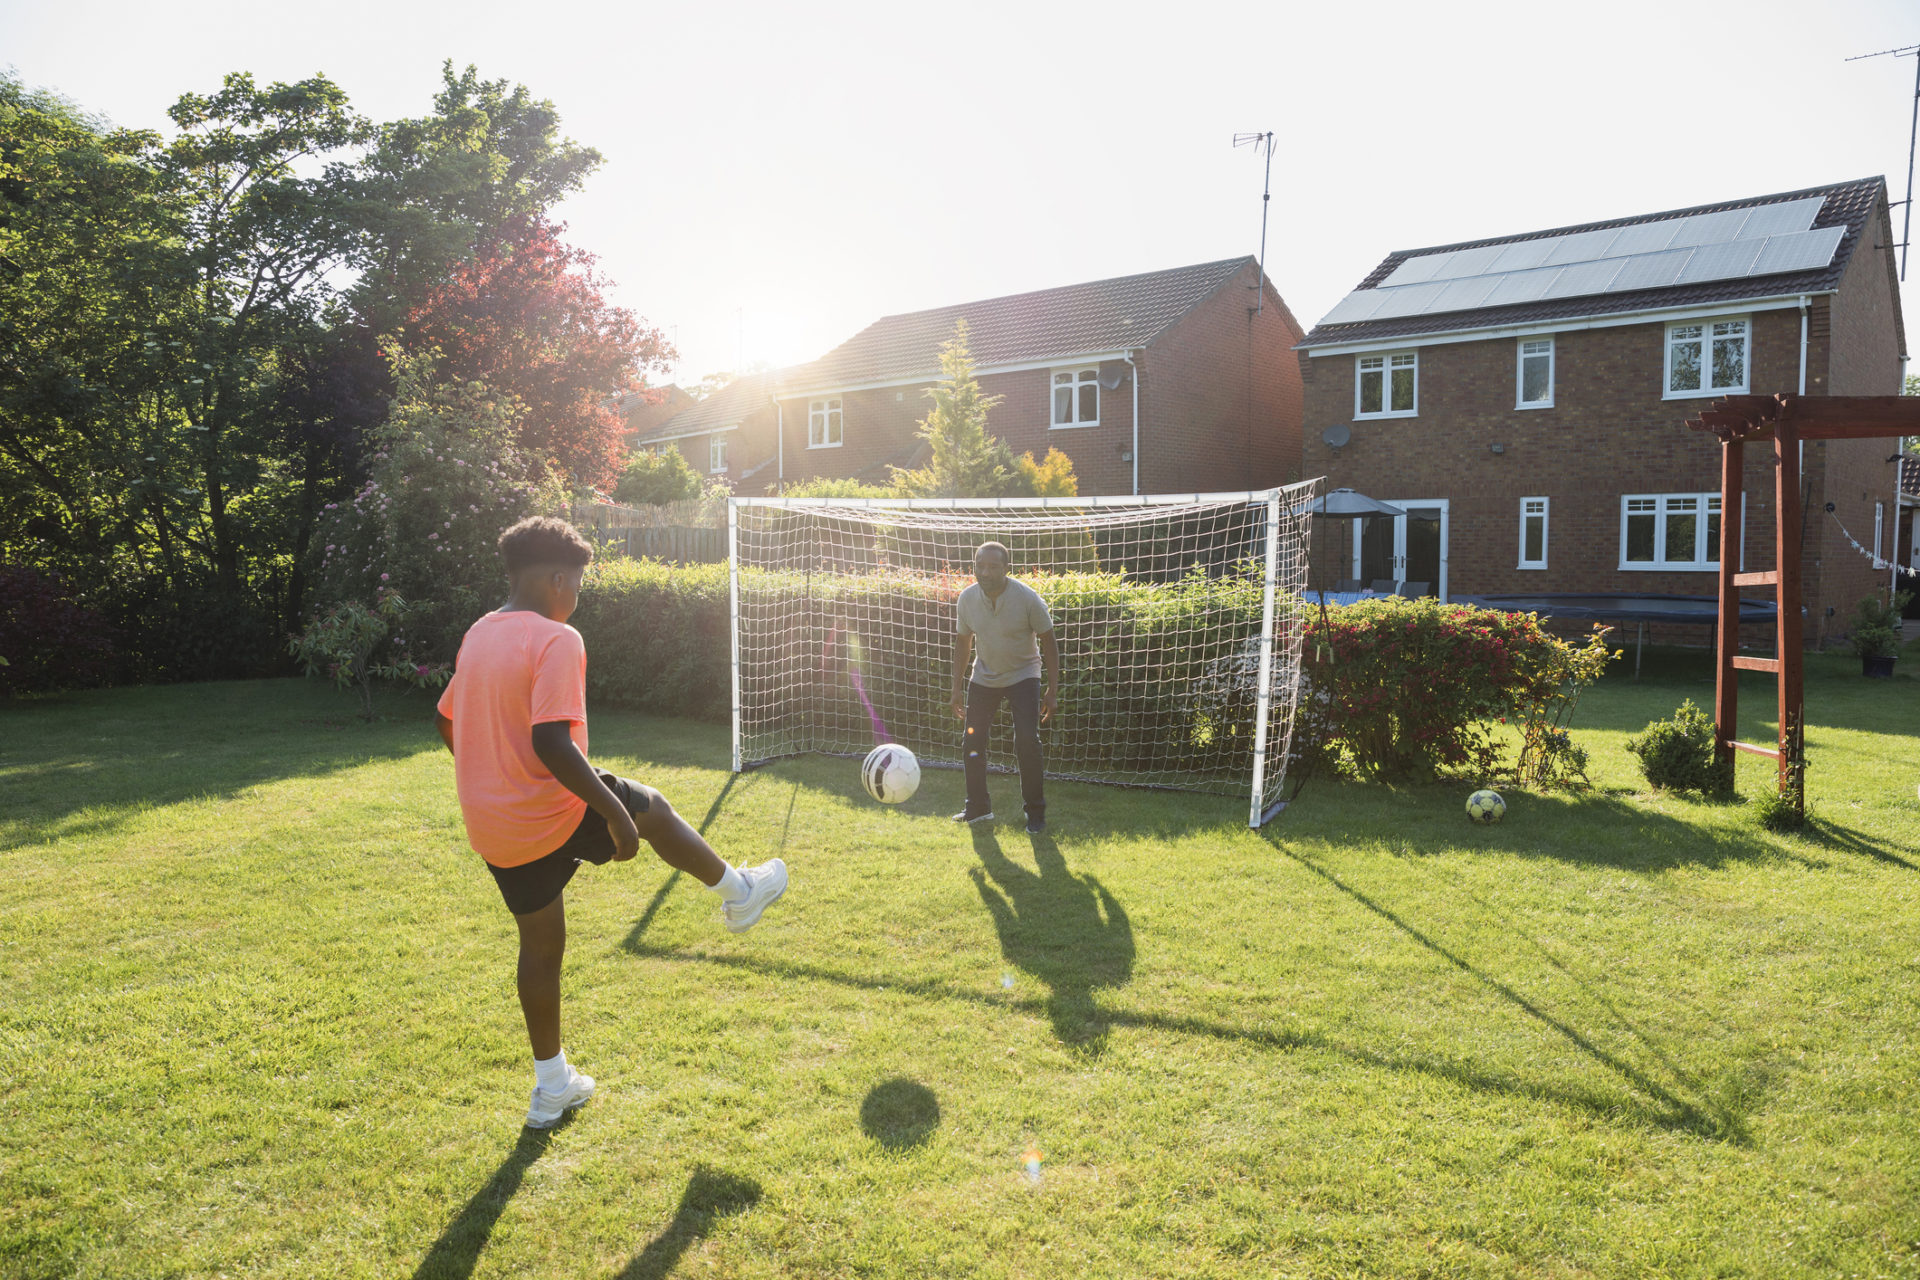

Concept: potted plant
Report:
left=1848, top=590, right=1909, bottom=678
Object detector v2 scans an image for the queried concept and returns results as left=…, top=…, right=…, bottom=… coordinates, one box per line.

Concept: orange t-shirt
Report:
left=436, top=610, right=591, bottom=867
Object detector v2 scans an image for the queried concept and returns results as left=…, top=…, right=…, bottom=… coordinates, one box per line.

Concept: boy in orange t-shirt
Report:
left=436, top=516, right=787, bottom=1128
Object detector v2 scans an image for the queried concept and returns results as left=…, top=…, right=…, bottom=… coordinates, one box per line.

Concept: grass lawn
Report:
left=2, top=653, right=1918, bottom=1278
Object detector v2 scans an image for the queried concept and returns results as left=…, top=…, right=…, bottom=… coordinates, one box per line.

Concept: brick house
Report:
left=615, top=384, right=697, bottom=444
left=1294, top=177, right=1907, bottom=648
left=638, top=257, right=1305, bottom=497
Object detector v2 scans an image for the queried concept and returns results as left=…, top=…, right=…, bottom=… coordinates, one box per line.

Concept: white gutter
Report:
left=1124, top=351, right=1140, bottom=495
left=1300, top=292, right=1836, bottom=358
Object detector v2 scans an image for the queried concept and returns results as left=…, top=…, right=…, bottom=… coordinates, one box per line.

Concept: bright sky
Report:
left=4, top=0, right=1917, bottom=386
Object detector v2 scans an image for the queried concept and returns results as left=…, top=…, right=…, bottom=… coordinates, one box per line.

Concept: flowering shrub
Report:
left=288, top=590, right=450, bottom=720
left=1303, top=597, right=1615, bottom=783
left=309, top=350, right=566, bottom=659
left=0, top=565, right=117, bottom=694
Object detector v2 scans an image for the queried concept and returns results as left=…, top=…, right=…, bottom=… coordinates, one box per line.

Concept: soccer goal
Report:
left=728, top=482, right=1319, bottom=827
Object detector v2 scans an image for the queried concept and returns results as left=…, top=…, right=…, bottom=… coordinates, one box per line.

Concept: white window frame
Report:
left=1518, top=496, right=1549, bottom=569
left=808, top=397, right=843, bottom=449
left=1664, top=317, right=1750, bottom=400
left=1050, top=366, right=1099, bottom=428
left=1619, top=491, right=1723, bottom=571
left=709, top=435, right=728, bottom=473
left=1516, top=338, right=1554, bottom=409
left=1355, top=351, right=1417, bottom=419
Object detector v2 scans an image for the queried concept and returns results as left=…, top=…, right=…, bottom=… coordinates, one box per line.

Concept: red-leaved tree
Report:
left=403, top=216, right=673, bottom=489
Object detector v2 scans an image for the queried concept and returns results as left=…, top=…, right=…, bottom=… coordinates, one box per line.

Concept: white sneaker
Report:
left=723, top=858, right=788, bottom=934
left=525, top=1067, right=595, bottom=1129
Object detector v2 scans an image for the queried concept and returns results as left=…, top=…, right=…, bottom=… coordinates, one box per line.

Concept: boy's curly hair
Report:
left=498, top=517, right=594, bottom=573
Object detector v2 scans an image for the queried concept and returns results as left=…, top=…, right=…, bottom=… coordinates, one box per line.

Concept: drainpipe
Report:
left=1124, top=351, right=1140, bottom=495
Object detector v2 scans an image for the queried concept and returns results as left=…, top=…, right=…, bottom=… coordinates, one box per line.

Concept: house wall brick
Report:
left=1142, top=260, right=1305, bottom=494
left=1300, top=308, right=1802, bottom=647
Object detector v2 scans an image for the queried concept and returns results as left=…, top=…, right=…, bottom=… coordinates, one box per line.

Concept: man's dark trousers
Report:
left=963, top=677, right=1045, bottom=819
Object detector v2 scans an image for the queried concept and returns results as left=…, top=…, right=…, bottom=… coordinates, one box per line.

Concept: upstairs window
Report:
left=1666, top=318, right=1748, bottom=398
left=709, top=435, right=728, bottom=473
left=1356, top=351, right=1417, bottom=418
left=809, top=398, right=842, bottom=448
left=1052, top=367, right=1099, bottom=427
left=1517, top=338, right=1554, bottom=408
left=1518, top=497, right=1549, bottom=568
left=1621, top=492, right=1722, bottom=570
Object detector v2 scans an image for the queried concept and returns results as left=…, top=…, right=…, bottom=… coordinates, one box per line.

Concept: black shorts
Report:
left=485, top=772, right=653, bottom=916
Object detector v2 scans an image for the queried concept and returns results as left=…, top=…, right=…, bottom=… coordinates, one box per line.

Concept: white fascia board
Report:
left=637, top=421, right=740, bottom=444
left=1298, top=292, right=1834, bottom=358
left=777, top=350, right=1135, bottom=400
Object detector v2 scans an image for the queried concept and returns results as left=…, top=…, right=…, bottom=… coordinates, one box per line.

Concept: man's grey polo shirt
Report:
left=956, top=578, right=1054, bottom=688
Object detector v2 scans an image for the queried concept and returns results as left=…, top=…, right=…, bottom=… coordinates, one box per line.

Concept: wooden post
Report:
left=1774, top=421, right=1805, bottom=812
left=1714, top=437, right=1743, bottom=775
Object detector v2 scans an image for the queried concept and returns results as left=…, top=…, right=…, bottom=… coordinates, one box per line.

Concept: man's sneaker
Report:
left=951, top=807, right=994, bottom=824
left=723, top=858, right=787, bottom=934
left=525, top=1067, right=595, bottom=1129
left=1025, top=813, right=1046, bottom=834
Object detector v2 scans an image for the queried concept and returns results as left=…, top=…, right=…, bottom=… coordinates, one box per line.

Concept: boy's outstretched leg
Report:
left=515, top=895, right=594, bottom=1128
left=629, top=783, right=787, bottom=933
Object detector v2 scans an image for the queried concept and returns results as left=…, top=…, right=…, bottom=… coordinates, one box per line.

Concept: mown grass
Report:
left=1, top=653, right=1917, bottom=1279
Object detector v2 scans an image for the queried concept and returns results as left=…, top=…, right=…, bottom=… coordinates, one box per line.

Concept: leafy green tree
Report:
left=889, top=320, right=1017, bottom=498
left=1014, top=446, right=1078, bottom=497
left=0, top=75, right=189, bottom=585
left=614, top=445, right=705, bottom=506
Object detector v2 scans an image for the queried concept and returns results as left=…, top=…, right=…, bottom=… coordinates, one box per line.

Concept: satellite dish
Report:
left=1099, top=370, right=1127, bottom=391
left=1322, top=424, right=1352, bottom=449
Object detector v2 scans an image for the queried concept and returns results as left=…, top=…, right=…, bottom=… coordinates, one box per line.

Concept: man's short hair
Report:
left=975, top=541, right=1011, bottom=566
left=498, top=516, right=594, bottom=573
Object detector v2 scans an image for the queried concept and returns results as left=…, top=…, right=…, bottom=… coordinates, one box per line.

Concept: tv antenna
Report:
left=1845, top=42, right=1920, bottom=280
left=1233, top=131, right=1274, bottom=314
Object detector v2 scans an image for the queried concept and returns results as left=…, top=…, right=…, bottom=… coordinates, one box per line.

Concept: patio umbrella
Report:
left=1310, top=489, right=1405, bottom=599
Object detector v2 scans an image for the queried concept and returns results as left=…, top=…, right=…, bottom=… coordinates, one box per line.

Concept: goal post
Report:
left=728, top=483, right=1320, bottom=827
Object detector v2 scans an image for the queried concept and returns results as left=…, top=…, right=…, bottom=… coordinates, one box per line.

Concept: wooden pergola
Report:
left=1686, top=394, right=1920, bottom=813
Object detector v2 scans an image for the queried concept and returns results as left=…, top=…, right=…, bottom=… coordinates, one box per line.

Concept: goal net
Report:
left=729, top=483, right=1319, bottom=827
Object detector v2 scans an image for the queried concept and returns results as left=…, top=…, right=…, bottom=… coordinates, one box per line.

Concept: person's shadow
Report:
left=410, top=1124, right=564, bottom=1280
left=971, top=828, right=1133, bottom=1054
left=612, top=1165, right=763, bottom=1279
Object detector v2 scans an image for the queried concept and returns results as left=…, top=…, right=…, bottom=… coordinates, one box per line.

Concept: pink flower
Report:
left=429, top=532, right=439, bottom=540
left=380, top=573, right=390, bottom=581
left=416, top=664, right=429, bottom=678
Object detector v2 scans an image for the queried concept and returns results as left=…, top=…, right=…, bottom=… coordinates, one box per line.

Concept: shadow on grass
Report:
left=1266, top=837, right=1752, bottom=1143
left=612, top=1165, right=761, bottom=1280
left=410, top=1120, right=569, bottom=1280
left=970, top=827, right=1133, bottom=1055
left=0, top=679, right=440, bottom=846
left=619, top=774, right=743, bottom=950
left=622, top=920, right=1740, bottom=1142
left=1803, top=817, right=1918, bottom=869
left=861, top=1078, right=941, bottom=1150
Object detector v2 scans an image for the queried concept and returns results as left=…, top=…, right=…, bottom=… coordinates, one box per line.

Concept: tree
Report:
left=889, top=321, right=1016, bottom=498
left=614, top=445, right=704, bottom=506
left=402, top=215, right=672, bottom=490
left=888, top=321, right=1078, bottom=499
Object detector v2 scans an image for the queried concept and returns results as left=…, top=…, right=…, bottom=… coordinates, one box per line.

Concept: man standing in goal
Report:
left=950, top=541, right=1060, bottom=834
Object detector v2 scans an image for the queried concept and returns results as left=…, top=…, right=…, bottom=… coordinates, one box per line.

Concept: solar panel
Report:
left=1478, top=267, right=1561, bottom=307
left=1487, top=239, right=1556, bottom=273
left=1674, top=238, right=1765, bottom=284
left=1539, top=228, right=1622, bottom=267
left=1733, top=197, right=1823, bottom=240
left=1539, top=258, right=1623, bottom=299
left=1365, top=280, right=1452, bottom=319
left=1602, top=221, right=1682, bottom=257
left=1664, top=208, right=1753, bottom=249
left=1749, top=225, right=1845, bottom=276
left=1604, top=249, right=1692, bottom=293
left=1381, top=252, right=1454, bottom=288
left=1425, top=275, right=1502, bottom=315
left=1316, top=290, right=1390, bottom=326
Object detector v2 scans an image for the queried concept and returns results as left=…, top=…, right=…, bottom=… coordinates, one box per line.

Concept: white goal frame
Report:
left=728, top=483, right=1318, bottom=827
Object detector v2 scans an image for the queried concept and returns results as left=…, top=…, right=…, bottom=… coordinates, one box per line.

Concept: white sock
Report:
left=711, top=863, right=749, bottom=903
left=534, top=1049, right=569, bottom=1092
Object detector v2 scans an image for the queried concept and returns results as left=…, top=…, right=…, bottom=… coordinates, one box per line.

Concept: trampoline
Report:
left=1453, top=593, right=1779, bottom=677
